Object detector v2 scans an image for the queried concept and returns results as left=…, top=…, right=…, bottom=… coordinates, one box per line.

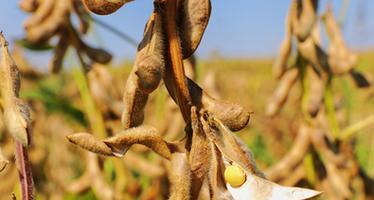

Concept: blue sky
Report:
left=1, top=0, right=374, bottom=66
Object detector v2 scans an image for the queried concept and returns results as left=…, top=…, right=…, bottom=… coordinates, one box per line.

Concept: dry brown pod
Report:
left=273, top=3, right=294, bottom=79
left=122, top=10, right=165, bottom=128
left=187, top=78, right=250, bottom=132
left=168, top=153, right=191, bottom=200
left=81, top=0, right=133, bottom=15
left=26, top=0, right=71, bottom=44
left=178, top=0, right=211, bottom=59
left=67, top=133, right=114, bottom=156
left=292, top=0, right=318, bottom=42
left=0, top=33, right=32, bottom=145
left=350, top=70, right=371, bottom=88
left=266, top=68, right=299, bottom=117
left=19, top=0, right=38, bottom=12
left=305, top=67, right=324, bottom=117
left=322, top=7, right=357, bottom=75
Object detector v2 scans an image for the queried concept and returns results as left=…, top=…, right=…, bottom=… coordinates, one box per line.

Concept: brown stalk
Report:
left=163, top=0, right=192, bottom=122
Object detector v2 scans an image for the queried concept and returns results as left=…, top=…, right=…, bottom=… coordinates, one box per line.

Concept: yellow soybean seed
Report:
left=224, top=164, right=246, bottom=188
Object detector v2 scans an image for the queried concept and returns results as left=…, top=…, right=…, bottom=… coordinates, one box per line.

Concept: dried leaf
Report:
left=104, top=125, right=171, bottom=159
left=168, top=153, right=191, bottom=200
left=266, top=68, right=299, bottom=117
left=0, top=33, right=31, bottom=145
left=350, top=70, right=371, bottom=88
left=67, top=133, right=113, bottom=156
left=178, top=0, right=211, bottom=59
left=81, top=0, right=133, bottom=15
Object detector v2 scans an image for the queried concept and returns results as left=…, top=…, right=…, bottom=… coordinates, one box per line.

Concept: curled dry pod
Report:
left=19, top=0, right=38, bottom=13
left=266, top=68, right=299, bottom=117
left=66, top=133, right=113, bottom=156
left=273, top=4, right=294, bottom=78
left=122, top=10, right=164, bottom=128
left=26, top=0, right=71, bottom=44
left=187, top=78, right=250, bottom=132
left=292, top=0, right=318, bottom=42
left=201, top=113, right=265, bottom=177
left=178, top=0, right=211, bottom=59
left=168, top=153, right=191, bottom=200
left=49, top=35, right=69, bottom=74
left=103, top=125, right=171, bottom=159
left=0, top=33, right=31, bottom=145
left=322, top=7, right=357, bottom=75
left=81, top=0, right=133, bottom=15
left=23, top=0, right=55, bottom=29
left=305, top=67, right=324, bottom=117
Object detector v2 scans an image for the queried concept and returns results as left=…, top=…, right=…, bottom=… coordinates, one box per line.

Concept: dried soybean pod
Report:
left=322, top=7, right=357, bottom=75
left=168, top=153, right=191, bottom=200
left=273, top=3, right=294, bottom=78
left=186, top=78, right=250, bottom=132
left=81, top=0, right=133, bottom=15
left=297, top=36, right=329, bottom=73
left=24, top=0, right=55, bottom=29
left=306, top=67, right=324, bottom=117
left=178, top=0, right=211, bottom=59
left=292, top=0, right=318, bottom=42
left=26, top=0, right=71, bottom=44
left=49, top=35, right=69, bottom=74
left=19, top=0, right=38, bottom=12
left=266, top=68, right=299, bottom=117
left=0, top=33, right=31, bottom=145
left=83, top=44, right=112, bottom=64
left=103, top=126, right=171, bottom=159
left=73, top=0, right=90, bottom=34
left=67, top=133, right=114, bottom=156
left=122, top=10, right=165, bottom=128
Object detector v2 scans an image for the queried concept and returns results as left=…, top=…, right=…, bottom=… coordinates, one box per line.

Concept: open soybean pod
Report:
left=178, top=0, right=211, bottom=59
left=322, top=7, right=357, bottom=75
left=273, top=2, right=294, bottom=79
left=0, top=33, right=32, bottom=146
left=292, top=0, right=319, bottom=42
left=266, top=68, right=299, bottom=117
left=122, top=9, right=165, bottom=128
left=81, top=0, right=133, bottom=15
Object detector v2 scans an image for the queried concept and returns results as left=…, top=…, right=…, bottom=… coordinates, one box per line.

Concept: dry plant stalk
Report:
left=267, top=2, right=374, bottom=199
left=67, top=0, right=320, bottom=199
left=19, top=0, right=112, bottom=73
left=0, top=32, right=35, bottom=200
